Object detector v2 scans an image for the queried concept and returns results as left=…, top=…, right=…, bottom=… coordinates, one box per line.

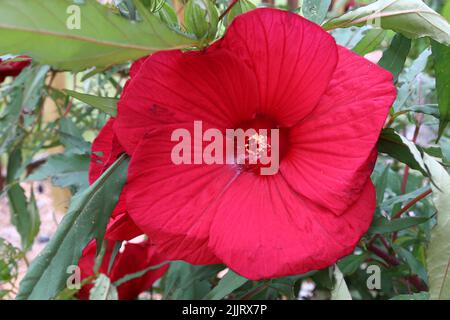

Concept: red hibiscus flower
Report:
left=0, top=56, right=31, bottom=83
left=104, top=8, right=396, bottom=280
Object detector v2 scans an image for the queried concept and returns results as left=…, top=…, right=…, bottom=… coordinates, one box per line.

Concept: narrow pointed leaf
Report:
left=16, top=155, right=129, bottom=300
left=6, top=148, right=40, bottom=251
left=89, top=274, right=118, bottom=300
left=378, top=128, right=427, bottom=175
left=64, top=90, right=118, bottom=117
left=378, top=34, right=411, bottom=81
left=202, top=270, right=248, bottom=300
left=352, top=28, right=386, bottom=56
left=369, top=216, right=430, bottom=234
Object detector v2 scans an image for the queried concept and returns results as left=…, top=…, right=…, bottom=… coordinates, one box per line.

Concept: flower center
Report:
left=232, top=114, right=289, bottom=175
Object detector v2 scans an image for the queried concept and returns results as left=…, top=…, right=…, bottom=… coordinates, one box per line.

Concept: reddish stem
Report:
left=63, top=97, right=74, bottom=117
left=368, top=234, right=391, bottom=252
left=219, top=0, right=239, bottom=21
left=400, top=166, right=410, bottom=195
left=392, top=188, right=432, bottom=220
left=368, top=243, right=399, bottom=266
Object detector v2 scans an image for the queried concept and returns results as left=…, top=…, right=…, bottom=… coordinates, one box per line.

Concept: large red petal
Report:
left=280, top=46, right=396, bottom=216
left=114, top=49, right=259, bottom=155
left=89, top=118, right=127, bottom=217
left=121, top=55, right=150, bottom=94
left=104, top=212, right=143, bottom=241
left=89, top=118, right=124, bottom=184
left=125, top=125, right=243, bottom=265
left=208, top=173, right=375, bottom=280
left=215, top=8, right=338, bottom=127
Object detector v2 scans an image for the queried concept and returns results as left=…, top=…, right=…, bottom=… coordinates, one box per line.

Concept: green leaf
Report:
left=392, top=244, right=427, bottom=283
left=431, top=40, right=450, bottom=140
left=378, top=128, right=427, bottom=175
left=27, top=153, right=90, bottom=192
left=337, top=254, right=368, bottom=275
left=443, top=1, right=450, bottom=22
left=202, top=270, right=248, bottom=300
left=374, top=165, right=390, bottom=205
left=157, top=2, right=179, bottom=27
left=93, top=241, right=108, bottom=274
left=0, top=86, right=25, bottom=154
left=323, top=0, right=450, bottom=45
left=0, top=238, right=20, bottom=283
left=64, top=90, right=118, bottom=117
left=378, top=34, right=411, bottom=82
left=380, top=186, right=430, bottom=212
left=302, top=0, right=332, bottom=25
left=21, top=65, right=51, bottom=113
left=25, top=190, right=41, bottom=251
left=162, top=262, right=223, bottom=299
left=330, top=266, right=352, bottom=300
left=424, top=154, right=450, bottom=300
left=406, top=104, right=440, bottom=119
left=0, top=0, right=196, bottom=71
left=113, top=261, right=169, bottom=287
left=59, top=118, right=91, bottom=155
left=225, top=0, right=256, bottom=27
left=16, top=155, right=129, bottom=300
left=393, top=48, right=431, bottom=111
left=89, top=274, right=118, bottom=300
left=6, top=148, right=40, bottom=251
left=107, top=241, right=122, bottom=274
left=369, top=216, right=430, bottom=234
left=352, top=28, right=386, bottom=56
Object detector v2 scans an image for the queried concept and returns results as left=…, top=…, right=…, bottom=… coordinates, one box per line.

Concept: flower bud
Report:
left=184, top=0, right=219, bottom=45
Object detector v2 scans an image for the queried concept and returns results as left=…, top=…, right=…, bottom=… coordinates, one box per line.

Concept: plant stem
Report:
left=392, top=187, right=432, bottom=242
left=368, top=243, right=398, bottom=266
left=219, top=0, right=238, bottom=21
left=392, top=188, right=432, bottom=220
